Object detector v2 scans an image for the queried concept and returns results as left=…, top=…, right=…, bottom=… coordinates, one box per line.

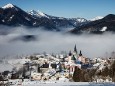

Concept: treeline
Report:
left=73, top=60, right=115, bottom=82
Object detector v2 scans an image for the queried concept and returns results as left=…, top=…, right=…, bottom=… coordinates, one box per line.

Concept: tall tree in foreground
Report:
left=73, top=66, right=82, bottom=82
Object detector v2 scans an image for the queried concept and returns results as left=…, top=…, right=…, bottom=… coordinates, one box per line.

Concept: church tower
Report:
left=69, top=51, right=72, bottom=56
left=79, top=50, right=82, bottom=56
left=68, top=51, right=72, bottom=63
left=73, top=45, right=77, bottom=56
left=74, top=44, right=77, bottom=54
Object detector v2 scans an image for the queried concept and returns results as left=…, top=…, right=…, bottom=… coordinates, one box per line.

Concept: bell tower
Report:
left=74, top=44, right=77, bottom=54
left=79, top=50, right=82, bottom=56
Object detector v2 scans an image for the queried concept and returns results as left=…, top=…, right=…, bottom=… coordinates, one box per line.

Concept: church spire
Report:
left=74, top=44, right=77, bottom=53
left=69, top=51, right=72, bottom=56
left=79, top=50, right=82, bottom=56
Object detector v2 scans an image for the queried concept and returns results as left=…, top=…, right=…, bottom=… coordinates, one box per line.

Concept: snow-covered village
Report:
left=0, top=45, right=115, bottom=85
left=1, top=0, right=115, bottom=86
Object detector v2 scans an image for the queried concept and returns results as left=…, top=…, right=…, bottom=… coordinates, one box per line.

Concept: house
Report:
left=31, top=73, right=42, bottom=80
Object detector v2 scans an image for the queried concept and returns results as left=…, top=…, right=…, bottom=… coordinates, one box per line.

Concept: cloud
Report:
left=0, top=25, right=115, bottom=59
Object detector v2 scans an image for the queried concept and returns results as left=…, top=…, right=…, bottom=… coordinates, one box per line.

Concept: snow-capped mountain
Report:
left=2, top=3, right=14, bottom=9
left=90, top=16, right=103, bottom=21
left=1, top=3, right=115, bottom=34
left=0, top=3, right=59, bottom=30
left=67, top=18, right=88, bottom=26
left=70, top=14, right=115, bottom=34
left=0, top=3, right=89, bottom=31
left=28, top=10, right=90, bottom=29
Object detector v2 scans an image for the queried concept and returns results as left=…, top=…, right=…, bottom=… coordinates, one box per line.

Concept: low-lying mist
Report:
left=0, top=25, right=115, bottom=59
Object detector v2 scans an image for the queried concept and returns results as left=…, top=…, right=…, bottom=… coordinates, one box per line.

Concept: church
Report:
left=66, top=45, right=87, bottom=74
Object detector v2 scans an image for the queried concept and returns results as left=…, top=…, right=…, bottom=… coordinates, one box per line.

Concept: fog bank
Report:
left=0, top=26, right=115, bottom=59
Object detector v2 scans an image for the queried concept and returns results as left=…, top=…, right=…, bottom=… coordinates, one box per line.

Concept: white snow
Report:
left=37, top=10, right=46, bottom=17
left=29, top=10, right=48, bottom=18
left=2, top=3, right=14, bottom=9
left=100, top=26, right=107, bottom=31
left=90, top=16, right=103, bottom=21
left=58, top=17, right=64, bottom=19
left=20, top=82, right=115, bottom=86
left=8, top=15, right=14, bottom=21
left=77, top=18, right=86, bottom=22
left=29, top=10, right=37, bottom=16
left=2, top=80, right=115, bottom=86
left=10, top=15, right=14, bottom=19
left=33, top=22, right=36, bottom=25
left=98, top=64, right=106, bottom=70
left=8, top=59, right=31, bottom=65
left=2, top=20, right=5, bottom=22
left=68, top=18, right=86, bottom=23
left=22, top=81, right=90, bottom=86
left=25, top=17, right=30, bottom=21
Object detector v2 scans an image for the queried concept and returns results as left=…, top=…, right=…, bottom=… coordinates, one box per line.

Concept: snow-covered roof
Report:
left=8, top=59, right=31, bottom=65
left=31, top=73, right=42, bottom=76
left=93, top=63, right=100, bottom=67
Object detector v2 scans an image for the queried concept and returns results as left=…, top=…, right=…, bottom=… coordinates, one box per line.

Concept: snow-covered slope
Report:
left=28, top=10, right=49, bottom=18
left=67, top=18, right=88, bottom=26
left=100, top=26, right=107, bottom=32
left=90, top=16, right=103, bottom=21
left=70, top=14, right=115, bottom=34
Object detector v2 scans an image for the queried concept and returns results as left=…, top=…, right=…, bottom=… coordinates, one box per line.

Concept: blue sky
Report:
left=0, top=0, right=115, bottom=19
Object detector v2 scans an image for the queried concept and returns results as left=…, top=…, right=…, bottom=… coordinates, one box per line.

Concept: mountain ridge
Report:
left=70, top=14, right=115, bottom=34
left=0, top=3, right=88, bottom=31
left=0, top=3, right=115, bottom=34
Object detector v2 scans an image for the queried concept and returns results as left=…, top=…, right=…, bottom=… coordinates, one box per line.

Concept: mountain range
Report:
left=70, top=14, right=115, bottom=34
left=0, top=3, right=88, bottom=31
left=0, top=3, right=115, bottom=34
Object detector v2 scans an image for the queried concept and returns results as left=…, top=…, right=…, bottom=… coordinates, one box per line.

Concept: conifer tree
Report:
left=73, top=66, right=81, bottom=82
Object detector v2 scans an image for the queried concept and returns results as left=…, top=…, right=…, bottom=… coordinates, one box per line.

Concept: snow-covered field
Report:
left=5, top=79, right=114, bottom=86
left=13, top=82, right=115, bottom=86
left=2, top=79, right=114, bottom=86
